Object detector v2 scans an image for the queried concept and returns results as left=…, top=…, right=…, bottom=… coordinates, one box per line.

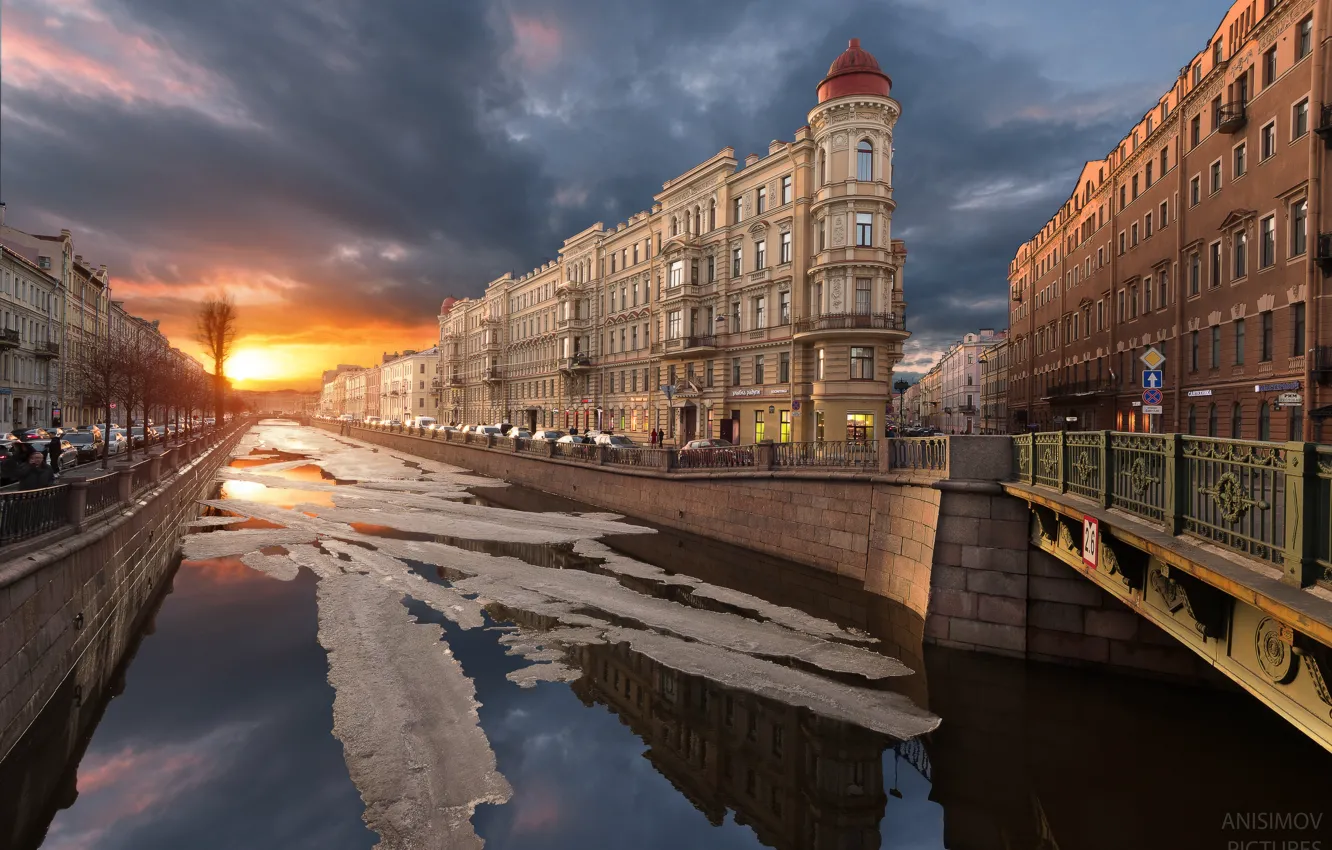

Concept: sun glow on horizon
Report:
left=224, top=348, right=284, bottom=383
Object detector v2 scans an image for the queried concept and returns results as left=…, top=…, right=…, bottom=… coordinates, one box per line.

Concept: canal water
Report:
left=11, top=421, right=1332, bottom=850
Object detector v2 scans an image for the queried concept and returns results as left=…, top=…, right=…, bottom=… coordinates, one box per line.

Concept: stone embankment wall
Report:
left=318, top=422, right=944, bottom=616
left=319, top=423, right=1204, bottom=680
left=0, top=422, right=252, bottom=848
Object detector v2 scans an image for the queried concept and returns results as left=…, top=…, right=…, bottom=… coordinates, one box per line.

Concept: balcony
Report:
left=0, top=329, right=18, bottom=350
left=555, top=315, right=591, bottom=330
left=793, top=312, right=904, bottom=338
left=662, top=335, right=718, bottom=358
left=560, top=356, right=592, bottom=373
left=449, top=375, right=465, bottom=387
left=1217, top=101, right=1247, bottom=134
left=956, top=404, right=978, bottom=415
left=36, top=341, right=58, bottom=359
left=1317, top=103, right=1332, bottom=150
left=483, top=367, right=504, bottom=383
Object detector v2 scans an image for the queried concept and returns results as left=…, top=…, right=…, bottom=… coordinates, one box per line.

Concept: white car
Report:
left=474, top=425, right=504, bottom=436
left=556, top=434, right=595, bottom=445
left=594, top=434, right=634, bottom=448
left=506, top=427, right=532, bottom=439
left=531, top=429, right=565, bottom=442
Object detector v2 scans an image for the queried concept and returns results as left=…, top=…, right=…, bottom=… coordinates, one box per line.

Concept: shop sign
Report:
left=1186, top=389, right=1213, bottom=397
left=1131, top=401, right=1141, bottom=407
left=731, top=388, right=762, bottom=397
left=1277, top=392, right=1303, bottom=407
left=1255, top=381, right=1300, bottom=393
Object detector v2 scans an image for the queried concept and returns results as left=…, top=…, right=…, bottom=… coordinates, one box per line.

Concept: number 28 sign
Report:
left=1082, top=515, right=1099, bottom=569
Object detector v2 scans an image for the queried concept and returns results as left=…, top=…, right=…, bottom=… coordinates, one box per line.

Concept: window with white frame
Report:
left=667, top=310, right=682, bottom=340
left=669, top=260, right=683, bottom=288
left=1260, top=215, right=1276, bottom=268
left=855, top=213, right=873, bottom=247
left=1261, top=120, right=1276, bottom=159
left=756, top=239, right=766, bottom=269
left=780, top=231, right=791, bottom=264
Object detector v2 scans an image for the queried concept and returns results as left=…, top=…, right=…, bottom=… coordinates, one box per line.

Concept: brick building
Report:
left=1007, top=0, right=1330, bottom=439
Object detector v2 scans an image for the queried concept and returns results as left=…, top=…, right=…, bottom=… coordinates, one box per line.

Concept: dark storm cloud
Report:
left=0, top=0, right=1215, bottom=377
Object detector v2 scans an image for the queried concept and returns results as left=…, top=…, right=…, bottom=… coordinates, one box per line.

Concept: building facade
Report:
left=936, top=329, right=1006, bottom=435
left=379, top=348, right=440, bottom=423
left=979, top=337, right=1011, bottom=434
left=432, top=39, right=909, bottom=444
left=1007, top=0, right=1331, bottom=439
left=0, top=247, right=60, bottom=433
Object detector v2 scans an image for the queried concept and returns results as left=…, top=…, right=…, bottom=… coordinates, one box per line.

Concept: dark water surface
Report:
left=13, top=444, right=1332, bottom=849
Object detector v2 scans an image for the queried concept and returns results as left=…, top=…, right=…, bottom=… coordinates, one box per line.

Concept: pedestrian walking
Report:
left=1, top=443, right=29, bottom=486
left=47, top=435, right=62, bottom=478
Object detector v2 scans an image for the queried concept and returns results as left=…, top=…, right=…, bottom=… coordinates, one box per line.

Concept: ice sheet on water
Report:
left=240, top=551, right=299, bottom=581
left=318, top=572, right=510, bottom=850
left=182, top=528, right=318, bottom=560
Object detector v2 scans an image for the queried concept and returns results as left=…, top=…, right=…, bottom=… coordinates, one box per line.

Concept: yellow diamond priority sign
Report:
left=1139, top=346, right=1166, bottom=371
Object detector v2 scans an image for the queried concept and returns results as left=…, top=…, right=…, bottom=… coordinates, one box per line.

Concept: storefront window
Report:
left=754, top=411, right=766, bottom=442
left=847, top=413, right=874, bottom=443
left=779, top=410, right=791, bottom=442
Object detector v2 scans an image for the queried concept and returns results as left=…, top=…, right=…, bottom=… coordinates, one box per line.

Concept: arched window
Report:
left=1231, top=402, right=1243, bottom=438
left=693, top=206, right=701, bottom=235
left=1208, top=403, right=1218, bottom=437
left=670, top=217, right=678, bottom=237
left=709, top=200, right=716, bottom=231
left=1258, top=402, right=1270, bottom=441
left=1187, top=404, right=1196, bottom=435
left=857, top=140, right=874, bottom=182
left=817, top=149, right=826, bottom=187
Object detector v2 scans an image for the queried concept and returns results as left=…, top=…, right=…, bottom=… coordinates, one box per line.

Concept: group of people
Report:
left=1, top=438, right=61, bottom=490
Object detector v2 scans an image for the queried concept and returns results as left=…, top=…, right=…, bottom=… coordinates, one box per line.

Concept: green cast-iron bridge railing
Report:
left=1012, top=431, right=1331, bottom=589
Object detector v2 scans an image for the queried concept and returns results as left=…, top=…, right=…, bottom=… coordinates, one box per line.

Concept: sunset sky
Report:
left=1, top=0, right=1225, bottom=390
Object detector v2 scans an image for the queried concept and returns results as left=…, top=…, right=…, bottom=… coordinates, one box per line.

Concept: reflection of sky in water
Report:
left=40, top=560, right=373, bottom=850
left=220, top=480, right=334, bottom=509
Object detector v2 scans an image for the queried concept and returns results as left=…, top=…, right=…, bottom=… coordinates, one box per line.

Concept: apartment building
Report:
left=379, top=348, right=440, bottom=423
left=979, top=336, right=1011, bottom=434
left=436, top=39, right=909, bottom=443
left=1007, top=0, right=1330, bottom=439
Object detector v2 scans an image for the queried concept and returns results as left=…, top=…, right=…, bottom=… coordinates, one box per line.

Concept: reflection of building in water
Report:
left=568, top=640, right=892, bottom=850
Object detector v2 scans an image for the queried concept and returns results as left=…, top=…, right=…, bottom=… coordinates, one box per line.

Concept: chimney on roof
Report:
left=75, top=255, right=83, bottom=264
left=0, top=202, right=6, bottom=227
left=744, top=153, right=760, bottom=167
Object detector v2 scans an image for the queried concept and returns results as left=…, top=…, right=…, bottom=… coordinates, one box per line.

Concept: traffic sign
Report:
left=1142, top=388, right=1163, bottom=406
left=1143, top=404, right=1163, bottom=414
left=1082, top=516, right=1099, bottom=570
left=1140, top=346, right=1166, bottom=370
left=1142, top=370, right=1163, bottom=389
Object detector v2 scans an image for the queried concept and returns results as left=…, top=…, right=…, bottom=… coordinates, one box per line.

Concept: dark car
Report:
left=128, top=426, right=160, bottom=448
left=18, top=428, right=51, bottom=442
left=63, top=430, right=103, bottom=463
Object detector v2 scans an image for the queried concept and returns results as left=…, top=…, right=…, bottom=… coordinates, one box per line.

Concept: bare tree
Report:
left=69, top=333, right=123, bottom=470
left=195, top=295, right=238, bottom=424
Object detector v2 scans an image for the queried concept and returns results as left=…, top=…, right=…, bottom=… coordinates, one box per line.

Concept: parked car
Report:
left=473, top=425, right=503, bottom=437
left=413, top=416, right=437, bottom=429
left=556, top=434, right=594, bottom=445
left=63, top=430, right=104, bottom=463
left=594, top=434, right=634, bottom=448
left=531, top=429, right=564, bottom=442
left=682, top=438, right=733, bottom=451
left=51, top=440, right=79, bottom=469
left=0, top=432, right=16, bottom=443
left=108, top=429, right=130, bottom=452
left=386, top=419, right=402, bottom=427
left=506, top=427, right=532, bottom=439
left=77, top=425, right=103, bottom=440
left=18, top=428, right=51, bottom=442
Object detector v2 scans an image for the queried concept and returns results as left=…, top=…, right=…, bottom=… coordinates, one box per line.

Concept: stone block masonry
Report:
left=0, top=421, right=253, bottom=850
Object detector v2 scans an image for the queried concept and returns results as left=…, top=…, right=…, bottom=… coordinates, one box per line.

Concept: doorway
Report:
left=682, top=405, right=698, bottom=443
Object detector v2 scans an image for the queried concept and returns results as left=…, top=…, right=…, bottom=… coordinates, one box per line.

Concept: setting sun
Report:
left=224, top=349, right=278, bottom=383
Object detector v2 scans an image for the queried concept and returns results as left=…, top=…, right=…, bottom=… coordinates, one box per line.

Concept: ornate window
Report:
left=856, top=140, right=873, bottom=181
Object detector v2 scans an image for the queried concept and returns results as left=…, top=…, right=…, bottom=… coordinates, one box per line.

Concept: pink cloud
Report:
left=508, top=14, right=563, bottom=71
left=1, top=1, right=245, bottom=123
left=44, top=722, right=256, bottom=850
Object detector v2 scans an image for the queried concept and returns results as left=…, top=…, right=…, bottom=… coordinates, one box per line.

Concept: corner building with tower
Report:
left=436, top=39, right=909, bottom=443
left=1007, top=0, right=1332, bottom=440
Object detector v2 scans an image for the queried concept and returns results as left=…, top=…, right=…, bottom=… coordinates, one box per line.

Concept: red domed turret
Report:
left=439, top=296, right=457, bottom=315
left=817, top=38, right=891, bottom=103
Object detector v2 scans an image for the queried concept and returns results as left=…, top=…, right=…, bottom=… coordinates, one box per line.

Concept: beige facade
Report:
left=435, top=40, right=909, bottom=443
left=979, top=337, right=1010, bottom=434
left=1007, top=0, right=1332, bottom=439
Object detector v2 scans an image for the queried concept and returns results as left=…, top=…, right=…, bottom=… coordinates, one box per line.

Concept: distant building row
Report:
left=0, top=203, right=206, bottom=431
left=900, top=329, right=1007, bottom=434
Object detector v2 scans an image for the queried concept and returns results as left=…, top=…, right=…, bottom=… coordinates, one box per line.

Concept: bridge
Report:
left=321, top=418, right=1332, bottom=753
